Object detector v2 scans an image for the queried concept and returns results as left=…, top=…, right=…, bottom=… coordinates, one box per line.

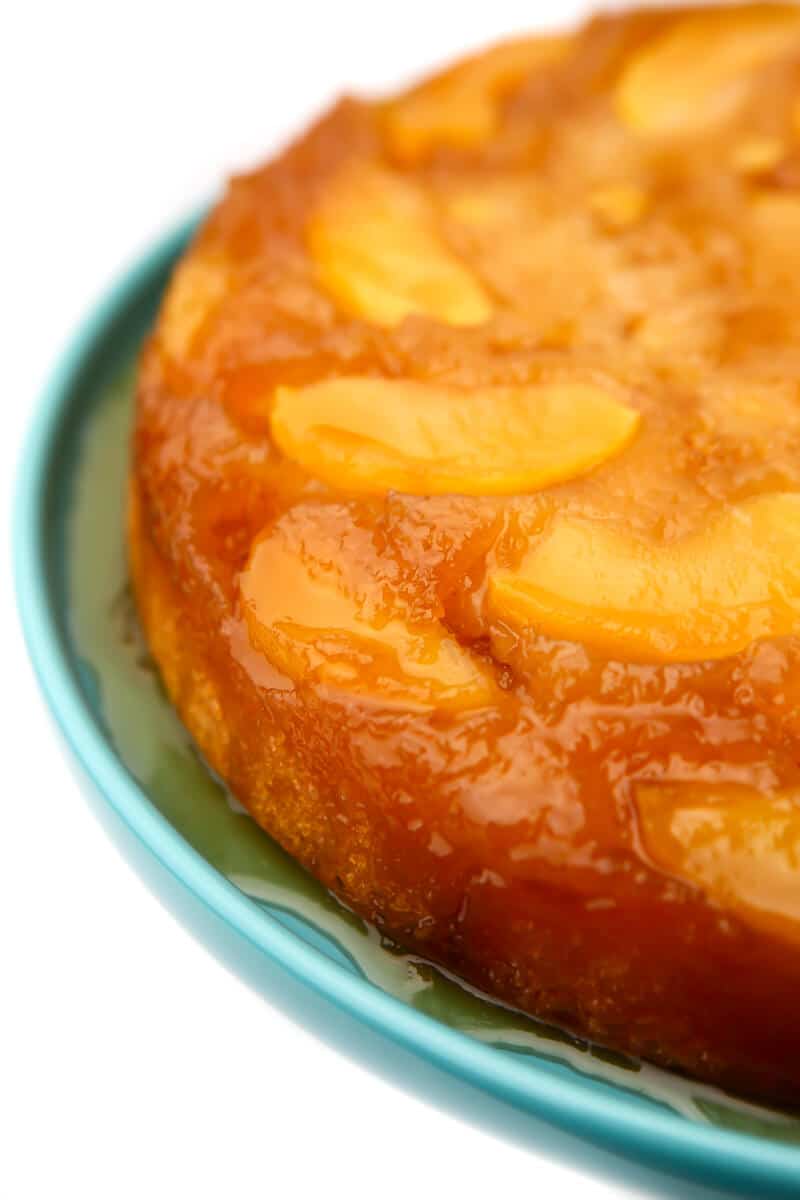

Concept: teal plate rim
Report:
left=13, top=212, right=800, bottom=1197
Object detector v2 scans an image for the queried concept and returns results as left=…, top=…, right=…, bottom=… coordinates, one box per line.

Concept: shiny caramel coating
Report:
left=132, top=5, right=800, bottom=1101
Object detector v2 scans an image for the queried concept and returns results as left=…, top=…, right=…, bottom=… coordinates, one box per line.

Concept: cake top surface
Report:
left=135, top=4, right=800, bottom=942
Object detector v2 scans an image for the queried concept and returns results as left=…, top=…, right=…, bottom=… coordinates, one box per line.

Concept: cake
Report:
left=131, top=4, right=800, bottom=1101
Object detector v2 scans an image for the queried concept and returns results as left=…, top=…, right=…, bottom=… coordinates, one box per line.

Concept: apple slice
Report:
left=489, top=493, right=800, bottom=662
left=270, top=377, right=640, bottom=496
left=384, top=34, right=570, bottom=162
left=240, top=520, right=494, bottom=710
left=307, top=163, right=491, bottom=327
left=616, top=5, right=800, bottom=136
left=159, top=254, right=230, bottom=360
left=638, top=782, right=800, bottom=945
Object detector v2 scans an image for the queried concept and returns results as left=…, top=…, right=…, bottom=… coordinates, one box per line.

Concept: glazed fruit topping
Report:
left=270, top=377, right=640, bottom=496
left=308, top=163, right=492, bottom=327
left=616, top=4, right=800, bottom=135
left=383, top=34, right=571, bottom=161
left=489, top=493, right=800, bottom=663
left=637, top=783, right=800, bottom=944
left=240, top=510, right=495, bottom=709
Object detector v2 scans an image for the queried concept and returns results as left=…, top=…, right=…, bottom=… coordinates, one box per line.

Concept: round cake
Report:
left=131, top=4, right=800, bottom=1102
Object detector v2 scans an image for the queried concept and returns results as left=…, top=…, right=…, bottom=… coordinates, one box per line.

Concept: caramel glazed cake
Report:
left=131, top=4, right=800, bottom=1103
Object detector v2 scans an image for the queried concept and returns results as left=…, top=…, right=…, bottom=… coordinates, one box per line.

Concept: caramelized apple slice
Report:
left=240, top=520, right=493, bottom=710
left=159, top=254, right=230, bottom=360
left=638, top=783, right=800, bottom=945
left=270, top=377, right=639, bottom=496
left=384, top=35, right=570, bottom=161
left=489, top=493, right=800, bottom=662
left=307, top=163, right=491, bottom=327
left=616, top=5, right=800, bottom=136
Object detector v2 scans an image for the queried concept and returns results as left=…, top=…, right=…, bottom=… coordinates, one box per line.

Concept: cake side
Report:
left=130, top=477, right=800, bottom=1101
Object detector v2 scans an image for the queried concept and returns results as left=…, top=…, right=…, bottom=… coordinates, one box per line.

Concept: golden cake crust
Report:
left=132, top=5, right=800, bottom=1101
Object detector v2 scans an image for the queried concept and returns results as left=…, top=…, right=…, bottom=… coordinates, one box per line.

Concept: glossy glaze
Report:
left=75, top=361, right=800, bottom=1147
left=132, top=5, right=800, bottom=1100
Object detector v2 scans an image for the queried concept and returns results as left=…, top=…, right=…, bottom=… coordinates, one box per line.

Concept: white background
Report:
left=3, top=3, right=735, bottom=1198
